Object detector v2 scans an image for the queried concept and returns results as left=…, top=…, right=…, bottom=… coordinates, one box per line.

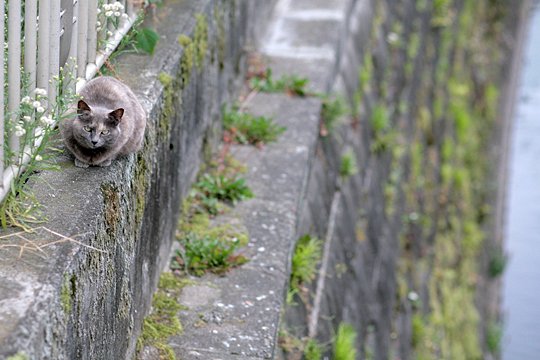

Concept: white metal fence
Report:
left=0, top=0, right=141, bottom=202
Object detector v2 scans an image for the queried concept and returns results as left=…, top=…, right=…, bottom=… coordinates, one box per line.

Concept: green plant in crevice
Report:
left=333, top=323, right=357, bottom=360
left=369, top=104, right=395, bottom=154
left=321, top=96, right=347, bottom=135
left=278, top=327, right=324, bottom=360
left=411, top=313, right=425, bottom=348
left=289, top=234, right=322, bottom=300
left=137, top=272, right=186, bottom=360
left=304, top=338, right=323, bottom=360
left=195, top=173, right=253, bottom=205
left=174, top=153, right=251, bottom=275
left=176, top=232, right=248, bottom=276
left=222, top=106, right=286, bottom=145
left=339, top=150, right=359, bottom=179
left=486, top=321, right=503, bottom=354
left=488, top=249, right=507, bottom=278
left=250, top=68, right=309, bottom=96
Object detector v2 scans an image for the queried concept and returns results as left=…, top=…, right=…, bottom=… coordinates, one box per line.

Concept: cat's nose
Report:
left=92, top=140, right=98, bottom=145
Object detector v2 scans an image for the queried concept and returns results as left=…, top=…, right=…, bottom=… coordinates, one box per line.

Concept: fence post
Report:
left=8, top=0, right=22, bottom=157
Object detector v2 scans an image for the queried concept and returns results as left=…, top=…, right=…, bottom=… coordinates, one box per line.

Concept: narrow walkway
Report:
left=502, top=3, right=540, bottom=358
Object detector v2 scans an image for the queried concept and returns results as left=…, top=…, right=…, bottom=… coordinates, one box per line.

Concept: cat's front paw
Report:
left=75, top=158, right=90, bottom=168
left=98, top=159, right=112, bottom=167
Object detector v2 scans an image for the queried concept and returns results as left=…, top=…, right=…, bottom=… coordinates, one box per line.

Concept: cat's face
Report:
left=73, top=100, right=123, bottom=150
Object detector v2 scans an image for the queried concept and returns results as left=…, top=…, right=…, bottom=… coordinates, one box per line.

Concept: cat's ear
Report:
left=77, top=100, right=91, bottom=115
left=108, top=108, right=124, bottom=125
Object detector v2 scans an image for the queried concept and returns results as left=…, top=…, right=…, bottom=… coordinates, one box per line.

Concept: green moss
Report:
left=333, top=323, right=357, bottom=360
left=158, top=72, right=173, bottom=87
left=178, top=35, right=195, bottom=86
left=6, top=353, right=28, bottom=360
left=177, top=13, right=208, bottom=86
left=411, top=314, right=425, bottom=348
left=194, top=14, right=208, bottom=69
left=214, top=4, right=226, bottom=69
left=134, top=154, right=149, bottom=225
left=138, top=272, right=186, bottom=360
left=101, top=184, right=120, bottom=236
left=60, top=274, right=73, bottom=315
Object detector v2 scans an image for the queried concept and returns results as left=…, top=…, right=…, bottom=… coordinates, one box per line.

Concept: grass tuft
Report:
left=223, top=106, right=286, bottom=145
left=333, top=323, right=357, bottom=360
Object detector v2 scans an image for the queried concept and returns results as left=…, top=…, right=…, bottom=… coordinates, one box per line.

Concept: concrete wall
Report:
left=0, top=0, right=523, bottom=359
left=281, top=0, right=524, bottom=359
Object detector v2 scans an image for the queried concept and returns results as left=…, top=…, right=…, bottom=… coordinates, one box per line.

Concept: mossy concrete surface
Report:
left=0, top=0, right=277, bottom=359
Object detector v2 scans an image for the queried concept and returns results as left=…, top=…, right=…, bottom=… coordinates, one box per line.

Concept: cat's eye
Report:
left=101, top=130, right=110, bottom=135
left=83, top=125, right=92, bottom=132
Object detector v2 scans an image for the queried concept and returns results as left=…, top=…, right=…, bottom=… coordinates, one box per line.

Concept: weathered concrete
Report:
left=0, top=0, right=522, bottom=359
left=0, top=0, right=277, bottom=359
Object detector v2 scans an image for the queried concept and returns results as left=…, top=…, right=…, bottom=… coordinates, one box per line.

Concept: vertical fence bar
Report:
left=87, top=0, right=98, bottom=66
left=37, top=1, right=51, bottom=91
left=24, top=0, right=39, bottom=93
left=0, top=0, right=5, bottom=182
left=67, top=0, right=79, bottom=94
left=8, top=0, right=22, bottom=155
left=49, top=0, right=61, bottom=108
left=77, top=0, right=89, bottom=78
left=69, top=0, right=79, bottom=61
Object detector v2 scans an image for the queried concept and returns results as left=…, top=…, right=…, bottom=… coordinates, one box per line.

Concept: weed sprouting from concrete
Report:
left=304, top=338, right=324, bottom=360
left=339, top=150, right=359, bottom=179
left=195, top=173, right=253, bottom=205
left=222, top=106, right=286, bottom=145
left=488, top=249, right=507, bottom=278
left=289, top=235, right=322, bottom=299
left=5, top=353, right=28, bottom=360
left=486, top=321, right=503, bottom=354
left=320, top=96, right=347, bottom=135
left=333, top=323, right=357, bottom=360
left=176, top=232, right=248, bottom=276
left=249, top=68, right=309, bottom=97
left=174, top=153, right=251, bottom=276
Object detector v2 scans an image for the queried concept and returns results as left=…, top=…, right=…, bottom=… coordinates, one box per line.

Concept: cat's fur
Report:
left=61, top=76, right=146, bottom=168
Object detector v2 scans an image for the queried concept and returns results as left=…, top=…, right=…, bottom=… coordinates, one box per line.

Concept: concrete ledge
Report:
left=0, top=0, right=277, bottom=358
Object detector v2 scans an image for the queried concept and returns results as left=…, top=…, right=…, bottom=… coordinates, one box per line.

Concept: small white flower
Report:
left=40, top=115, right=55, bottom=126
left=14, top=125, right=26, bottom=137
left=96, top=8, right=101, bottom=14
left=97, top=26, right=102, bottom=32
left=33, top=88, right=47, bottom=96
left=114, top=11, right=121, bottom=17
left=32, top=100, right=41, bottom=108
left=107, top=31, right=113, bottom=37
left=105, top=11, right=113, bottom=17
left=36, top=106, right=45, bottom=113
left=35, top=155, right=43, bottom=161
left=407, top=291, right=419, bottom=302
left=113, top=2, right=124, bottom=10
left=96, top=21, right=102, bottom=27
left=34, top=128, right=44, bottom=137
left=102, top=4, right=111, bottom=11
left=23, top=115, right=31, bottom=122
left=387, top=32, right=399, bottom=44
left=21, top=96, right=32, bottom=104
left=121, top=13, right=129, bottom=20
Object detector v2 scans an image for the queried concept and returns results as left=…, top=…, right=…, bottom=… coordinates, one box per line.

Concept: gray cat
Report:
left=61, top=76, right=146, bottom=168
